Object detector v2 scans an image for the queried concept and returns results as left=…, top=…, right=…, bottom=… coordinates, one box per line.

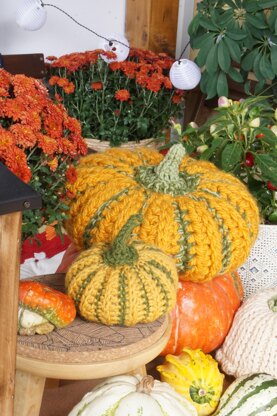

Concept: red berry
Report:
left=256, top=133, right=265, bottom=139
left=159, top=148, right=169, bottom=155
left=267, top=181, right=277, bottom=191
left=245, top=152, right=254, bottom=167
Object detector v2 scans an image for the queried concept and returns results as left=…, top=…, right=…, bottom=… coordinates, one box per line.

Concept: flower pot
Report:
left=238, top=224, right=277, bottom=299
left=85, top=137, right=163, bottom=153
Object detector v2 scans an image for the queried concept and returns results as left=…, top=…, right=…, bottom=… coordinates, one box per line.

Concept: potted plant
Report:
left=0, top=69, right=88, bottom=241
left=45, top=48, right=185, bottom=151
left=172, top=94, right=277, bottom=297
left=188, top=0, right=277, bottom=100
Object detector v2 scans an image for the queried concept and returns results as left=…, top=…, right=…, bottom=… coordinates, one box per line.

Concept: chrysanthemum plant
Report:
left=173, top=95, right=277, bottom=223
left=0, top=69, right=87, bottom=240
left=46, top=48, right=184, bottom=147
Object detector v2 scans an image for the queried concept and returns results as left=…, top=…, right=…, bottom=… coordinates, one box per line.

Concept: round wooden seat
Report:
left=15, top=274, right=171, bottom=416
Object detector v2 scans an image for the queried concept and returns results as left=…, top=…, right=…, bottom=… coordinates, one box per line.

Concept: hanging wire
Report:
left=177, top=40, right=191, bottom=61
left=41, top=1, right=130, bottom=48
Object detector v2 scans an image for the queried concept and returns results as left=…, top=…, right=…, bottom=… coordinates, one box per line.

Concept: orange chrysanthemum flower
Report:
left=10, top=124, right=37, bottom=148
left=91, top=81, right=103, bottom=90
left=114, top=89, right=131, bottom=102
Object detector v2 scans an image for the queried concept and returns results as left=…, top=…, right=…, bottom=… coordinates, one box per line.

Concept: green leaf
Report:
left=199, top=17, right=218, bottom=31
left=258, top=0, right=277, bottom=8
left=244, top=80, right=252, bottom=95
left=224, top=36, right=242, bottom=63
left=221, top=142, right=243, bottom=171
left=259, top=54, right=275, bottom=80
left=227, top=31, right=248, bottom=41
left=228, top=67, right=244, bottom=83
left=205, top=72, right=218, bottom=99
left=268, top=8, right=277, bottom=31
left=205, top=44, right=218, bottom=74
left=216, top=71, right=228, bottom=97
left=218, top=41, right=231, bottom=72
left=241, top=49, right=258, bottom=71
left=254, top=154, right=277, bottom=186
left=192, top=32, right=215, bottom=50
left=195, top=34, right=216, bottom=67
left=254, top=79, right=266, bottom=94
left=253, top=52, right=264, bottom=80
left=188, top=13, right=201, bottom=36
left=246, top=14, right=267, bottom=29
left=199, top=138, right=223, bottom=160
left=271, top=46, right=277, bottom=75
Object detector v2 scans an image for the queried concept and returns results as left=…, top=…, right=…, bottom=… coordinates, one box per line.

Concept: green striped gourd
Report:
left=65, top=144, right=259, bottom=282
left=68, top=374, right=197, bottom=416
left=65, top=214, right=178, bottom=326
left=213, top=373, right=277, bottom=416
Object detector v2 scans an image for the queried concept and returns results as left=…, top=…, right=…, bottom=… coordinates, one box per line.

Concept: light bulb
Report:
left=100, top=33, right=130, bottom=63
left=16, top=0, right=47, bottom=31
left=169, top=59, right=201, bottom=90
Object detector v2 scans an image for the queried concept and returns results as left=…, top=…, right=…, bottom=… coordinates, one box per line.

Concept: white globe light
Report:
left=169, top=59, right=201, bottom=90
left=100, top=33, right=130, bottom=63
left=16, top=0, right=47, bottom=31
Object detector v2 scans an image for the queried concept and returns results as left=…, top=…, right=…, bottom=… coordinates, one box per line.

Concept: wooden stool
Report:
left=15, top=274, right=171, bottom=416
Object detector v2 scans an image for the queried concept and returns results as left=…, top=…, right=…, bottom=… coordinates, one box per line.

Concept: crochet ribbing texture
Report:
left=65, top=144, right=260, bottom=282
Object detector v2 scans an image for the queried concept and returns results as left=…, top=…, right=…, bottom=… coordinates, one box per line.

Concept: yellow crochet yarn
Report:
left=65, top=214, right=178, bottom=326
left=65, top=144, right=260, bottom=282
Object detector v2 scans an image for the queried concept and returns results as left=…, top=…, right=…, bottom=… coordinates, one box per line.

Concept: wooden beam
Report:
left=125, top=0, right=179, bottom=56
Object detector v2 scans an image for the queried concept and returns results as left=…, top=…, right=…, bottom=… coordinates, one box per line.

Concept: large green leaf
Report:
left=188, top=13, right=201, bottom=36
left=206, top=44, right=219, bottom=74
left=257, top=0, right=277, bottom=8
left=216, top=71, right=228, bottom=97
left=221, top=142, right=243, bottom=171
left=199, top=17, right=218, bottom=31
left=218, top=41, right=231, bottom=72
left=191, top=32, right=213, bottom=49
left=268, top=8, right=277, bottom=31
left=254, top=154, right=277, bottom=186
left=246, top=13, right=267, bottom=29
left=241, top=49, right=258, bottom=71
left=253, top=52, right=264, bottom=80
left=195, top=34, right=216, bottom=67
left=271, top=47, right=277, bottom=75
left=205, top=72, right=219, bottom=99
left=254, top=79, right=266, bottom=94
left=228, top=67, right=244, bottom=83
left=224, top=36, right=242, bottom=63
left=259, top=54, right=275, bottom=80
left=227, top=31, right=248, bottom=41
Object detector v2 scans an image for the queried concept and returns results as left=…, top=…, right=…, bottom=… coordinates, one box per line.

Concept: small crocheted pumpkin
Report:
left=65, top=214, right=178, bottom=326
left=216, top=286, right=277, bottom=379
left=65, top=144, right=259, bottom=282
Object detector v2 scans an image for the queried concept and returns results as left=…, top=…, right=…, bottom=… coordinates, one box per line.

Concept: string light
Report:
left=15, top=0, right=201, bottom=89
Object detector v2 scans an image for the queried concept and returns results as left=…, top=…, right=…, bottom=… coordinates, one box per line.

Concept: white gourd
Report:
left=68, top=374, right=197, bottom=416
left=216, top=286, right=277, bottom=378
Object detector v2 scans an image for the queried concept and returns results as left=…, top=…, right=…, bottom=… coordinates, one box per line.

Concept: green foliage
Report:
left=174, top=96, right=277, bottom=223
left=46, top=49, right=184, bottom=147
left=189, top=0, right=277, bottom=99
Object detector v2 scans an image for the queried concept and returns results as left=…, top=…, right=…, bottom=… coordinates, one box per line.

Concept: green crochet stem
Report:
left=268, top=295, right=277, bottom=312
left=135, top=144, right=200, bottom=195
left=102, top=214, right=142, bottom=267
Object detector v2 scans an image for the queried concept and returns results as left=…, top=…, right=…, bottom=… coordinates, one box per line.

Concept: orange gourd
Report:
left=18, top=280, right=76, bottom=334
left=161, top=272, right=243, bottom=355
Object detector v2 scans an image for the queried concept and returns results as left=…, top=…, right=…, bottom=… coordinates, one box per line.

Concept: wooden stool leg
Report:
left=128, top=365, right=147, bottom=376
left=14, top=370, right=46, bottom=416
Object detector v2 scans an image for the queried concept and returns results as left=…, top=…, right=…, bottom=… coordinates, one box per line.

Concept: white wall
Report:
left=0, top=0, right=126, bottom=58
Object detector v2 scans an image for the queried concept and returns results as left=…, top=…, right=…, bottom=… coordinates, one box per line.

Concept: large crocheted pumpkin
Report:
left=65, top=214, right=178, bottom=326
left=65, top=144, right=259, bottom=282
